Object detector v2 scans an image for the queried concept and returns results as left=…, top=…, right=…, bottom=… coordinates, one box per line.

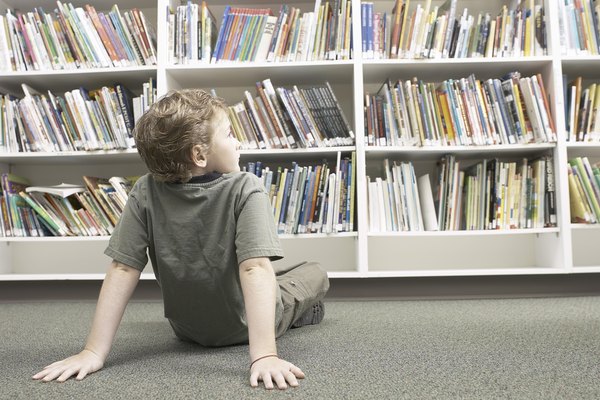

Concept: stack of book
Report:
left=361, top=0, right=547, bottom=60
left=168, top=0, right=352, bottom=64
left=225, top=79, right=354, bottom=149
left=0, top=80, right=155, bottom=153
left=564, top=77, right=600, bottom=142
left=244, top=152, right=356, bottom=234
left=365, top=72, right=556, bottom=147
left=367, top=155, right=556, bottom=232
left=568, top=157, right=600, bottom=224
left=0, top=3, right=156, bottom=72
left=558, top=0, right=600, bottom=55
left=0, top=172, right=137, bottom=237
left=168, top=1, right=217, bottom=64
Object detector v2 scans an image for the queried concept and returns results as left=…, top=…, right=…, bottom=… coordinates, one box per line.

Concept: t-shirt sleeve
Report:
left=235, top=190, right=284, bottom=264
left=104, top=191, right=149, bottom=271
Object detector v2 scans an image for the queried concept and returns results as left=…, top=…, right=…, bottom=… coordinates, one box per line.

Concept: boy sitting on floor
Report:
left=33, top=89, right=330, bottom=390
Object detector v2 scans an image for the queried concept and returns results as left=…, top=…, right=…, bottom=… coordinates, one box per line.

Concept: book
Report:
left=25, top=183, right=86, bottom=198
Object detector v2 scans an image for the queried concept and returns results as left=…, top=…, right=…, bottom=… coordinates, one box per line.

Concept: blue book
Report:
left=278, top=162, right=297, bottom=232
left=212, top=6, right=231, bottom=61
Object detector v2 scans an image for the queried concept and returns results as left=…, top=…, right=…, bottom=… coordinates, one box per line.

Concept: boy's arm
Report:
left=32, top=261, right=141, bottom=382
left=239, top=257, right=305, bottom=390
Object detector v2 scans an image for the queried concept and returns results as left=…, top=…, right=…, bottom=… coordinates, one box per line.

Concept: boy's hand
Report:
left=32, top=349, right=104, bottom=382
left=250, top=356, right=305, bottom=390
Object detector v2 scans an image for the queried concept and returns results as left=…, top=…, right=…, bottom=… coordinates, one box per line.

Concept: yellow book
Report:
left=438, top=91, right=455, bottom=144
left=398, top=0, right=411, bottom=57
left=524, top=16, right=531, bottom=57
left=568, top=169, right=591, bottom=223
left=582, top=0, right=598, bottom=54
left=274, top=168, right=288, bottom=225
left=485, top=19, right=496, bottom=57
left=512, top=82, right=530, bottom=142
left=343, top=0, right=352, bottom=59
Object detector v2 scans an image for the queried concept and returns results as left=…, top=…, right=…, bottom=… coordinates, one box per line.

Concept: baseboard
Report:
left=2, top=274, right=600, bottom=302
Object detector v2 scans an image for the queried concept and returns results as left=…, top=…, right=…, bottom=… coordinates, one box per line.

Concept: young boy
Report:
left=32, top=89, right=330, bottom=390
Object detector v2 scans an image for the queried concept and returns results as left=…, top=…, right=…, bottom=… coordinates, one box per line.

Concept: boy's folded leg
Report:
left=291, top=301, right=325, bottom=328
left=275, top=261, right=329, bottom=336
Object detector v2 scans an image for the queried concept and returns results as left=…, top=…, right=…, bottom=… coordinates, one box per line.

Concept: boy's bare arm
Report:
left=239, top=257, right=305, bottom=390
left=33, top=261, right=141, bottom=382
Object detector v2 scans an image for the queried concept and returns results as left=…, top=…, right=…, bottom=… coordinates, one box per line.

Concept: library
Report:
left=2, top=0, right=600, bottom=398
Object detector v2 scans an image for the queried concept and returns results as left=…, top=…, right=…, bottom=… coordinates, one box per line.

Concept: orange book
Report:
left=85, top=5, right=120, bottom=65
left=390, top=0, right=405, bottom=58
left=535, top=73, right=557, bottom=136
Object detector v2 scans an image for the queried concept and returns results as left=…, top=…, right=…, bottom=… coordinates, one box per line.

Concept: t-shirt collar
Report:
left=187, top=172, right=223, bottom=184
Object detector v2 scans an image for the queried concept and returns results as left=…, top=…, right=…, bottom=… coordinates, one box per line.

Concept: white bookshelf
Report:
left=0, top=0, right=599, bottom=280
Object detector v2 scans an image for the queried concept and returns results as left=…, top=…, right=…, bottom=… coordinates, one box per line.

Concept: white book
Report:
left=255, top=16, right=277, bottom=62
left=367, top=180, right=379, bottom=232
left=375, top=177, right=387, bottom=232
left=417, top=174, right=439, bottom=231
left=325, top=173, right=336, bottom=233
left=0, top=15, right=12, bottom=71
left=26, top=183, right=86, bottom=198
left=74, top=7, right=111, bottom=68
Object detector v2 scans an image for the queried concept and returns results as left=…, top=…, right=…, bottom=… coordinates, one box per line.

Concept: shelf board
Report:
left=0, top=66, right=157, bottom=95
left=353, top=267, right=567, bottom=278
left=572, top=266, right=600, bottom=273
left=239, top=146, right=356, bottom=159
left=368, top=228, right=560, bottom=237
left=0, top=268, right=567, bottom=281
left=0, top=232, right=358, bottom=243
left=362, top=56, right=553, bottom=83
left=166, top=60, right=354, bottom=87
left=0, top=150, right=142, bottom=165
left=565, top=142, right=600, bottom=158
left=561, top=56, right=600, bottom=78
left=366, top=143, right=555, bottom=160
left=278, top=232, right=358, bottom=239
left=571, top=223, right=600, bottom=230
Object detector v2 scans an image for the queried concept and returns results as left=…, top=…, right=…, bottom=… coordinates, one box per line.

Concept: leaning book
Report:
left=25, top=183, right=87, bottom=198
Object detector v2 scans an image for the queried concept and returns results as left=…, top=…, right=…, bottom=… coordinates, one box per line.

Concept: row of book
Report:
left=0, top=173, right=137, bottom=237
left=0, top=80, right=156, bottom=153
left=565, top=77, right=600, bottom=142
left=0, top=3, right=156, bottom=72
left=368, top=155, right=556, bottom=233
left=558, top=0, right=600, bottom=55
left=243, top=153, right=355, bottom=234
left=569, top=157, right=600, bottom=224
left=365, top=71, right=556, bottom=147
left=169, top=1, right=352, bottom=64
left=361, top=0, right=546, bottom=60
left=224, top=79, right=354, bottom=149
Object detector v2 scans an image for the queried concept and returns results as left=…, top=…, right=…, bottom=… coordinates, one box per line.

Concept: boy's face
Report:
left=205, top=109, right=241, bottom=174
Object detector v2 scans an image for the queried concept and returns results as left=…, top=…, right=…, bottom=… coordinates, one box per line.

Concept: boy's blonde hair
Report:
left=133, top=89, right=227, bottom=183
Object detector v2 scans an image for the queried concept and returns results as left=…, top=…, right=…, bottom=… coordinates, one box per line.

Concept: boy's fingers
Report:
left=57, top=368, right=76, bottom=383
left=284, top=371, right=299, bottom=387
left=262, top=374, right=275, bottom=390
left=249, top=371, right=259, bottom=388
left=42, top=368, right=64, bottom=382
left=273, top=372, right=288, bottom=390
left=290, top=365, right=305, bottom=379
left=76, top=369, right=88, bottom=381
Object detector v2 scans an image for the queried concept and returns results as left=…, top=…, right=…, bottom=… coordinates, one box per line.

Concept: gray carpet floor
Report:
left=3, top=297, right=600, bottom=400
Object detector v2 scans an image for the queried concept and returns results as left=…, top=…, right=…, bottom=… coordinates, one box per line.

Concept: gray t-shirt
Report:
left=104, top=172, right=284, bottom=346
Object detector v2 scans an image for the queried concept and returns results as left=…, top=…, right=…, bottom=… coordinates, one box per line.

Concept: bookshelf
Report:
left=0, top=0, right=599, bottom=281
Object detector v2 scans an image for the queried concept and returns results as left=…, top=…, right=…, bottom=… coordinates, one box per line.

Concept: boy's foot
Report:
left=291, top=301, right=325, bottom=329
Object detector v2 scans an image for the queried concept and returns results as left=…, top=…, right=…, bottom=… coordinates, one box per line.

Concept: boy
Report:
left=32, top=89, right=330, bottom=390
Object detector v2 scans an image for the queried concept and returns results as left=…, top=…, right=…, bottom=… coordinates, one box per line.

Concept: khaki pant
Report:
left=274, top=261, right=330, bottom=337
left=169, top=261, right=329, bottom=346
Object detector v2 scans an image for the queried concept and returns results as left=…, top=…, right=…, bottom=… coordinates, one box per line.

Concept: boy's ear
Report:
left=191, top=145, right=207, bottom=168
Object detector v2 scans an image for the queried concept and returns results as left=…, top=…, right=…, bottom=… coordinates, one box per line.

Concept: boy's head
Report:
left=134, top=89, right=240, bottom=183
